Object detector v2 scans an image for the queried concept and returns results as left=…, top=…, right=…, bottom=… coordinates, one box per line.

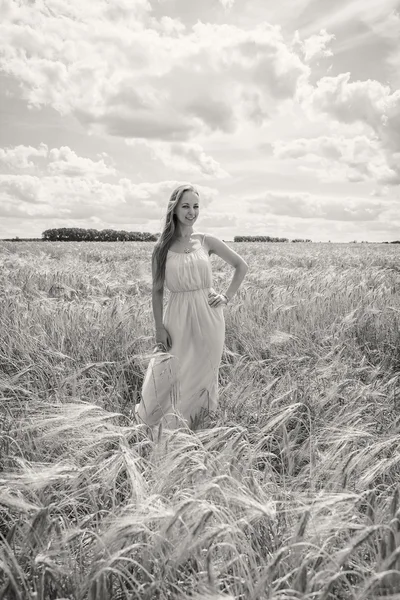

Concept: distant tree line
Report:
left=1, top=237, right=42, bottom=242
left=234, top=235, right=312, bottom=243
left=234, top=235, right=289, bottom=242
left=41, top=228, right=159, bottom=242
left=2, top=230, right=399, bottom=244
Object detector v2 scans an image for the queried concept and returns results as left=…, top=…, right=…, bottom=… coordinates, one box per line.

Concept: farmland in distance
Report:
left=1, top=240, right=400, bottom=599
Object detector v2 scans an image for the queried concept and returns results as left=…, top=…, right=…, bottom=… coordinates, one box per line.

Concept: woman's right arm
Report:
left=152, top=287, right=164, bottom=330
left=152, top=255, right=172, bottom=350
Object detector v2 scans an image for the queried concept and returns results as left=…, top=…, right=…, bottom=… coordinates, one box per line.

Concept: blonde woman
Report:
left=136, top=183, right=248, bottom=429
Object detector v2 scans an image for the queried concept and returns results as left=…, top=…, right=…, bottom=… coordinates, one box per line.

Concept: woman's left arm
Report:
left=206, top=234, right=248, bottom=307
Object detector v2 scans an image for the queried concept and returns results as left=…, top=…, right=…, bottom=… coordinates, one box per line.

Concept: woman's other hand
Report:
left=155, top=326, right=172, bottom=351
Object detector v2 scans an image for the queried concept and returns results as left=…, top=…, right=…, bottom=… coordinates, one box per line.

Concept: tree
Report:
left=41, top=227, right=158, bottom=242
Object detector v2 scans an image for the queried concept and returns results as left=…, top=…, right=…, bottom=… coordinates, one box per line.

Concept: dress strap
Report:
left=201, top=233, right=206, bottom=246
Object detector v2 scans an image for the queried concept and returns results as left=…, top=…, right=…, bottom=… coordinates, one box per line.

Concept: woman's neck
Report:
left=175, top=225, right=194, bottom=239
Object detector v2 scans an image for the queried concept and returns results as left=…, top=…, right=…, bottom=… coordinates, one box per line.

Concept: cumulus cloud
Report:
left=0, top=174, right=217, bottom=225
left=274, top=136, right=342, bottom=160
left=127, top=140, right=229, bottom=179
left=302, top=73, right=400, bottom=150
left=293, top=29, right=335, bottom=62
left=219, top=0, right=235, bottom=8
left=0, top=3, right=309, bottom=141
left=0, top=143, right=48, bottom=170
left=297, top=74, right=400, bottom=190
left=47, top=147, right=116, bottom=177
left=239, top=207, right=400, bottom=242
left=0, top=175, right=43, bottom=205
left=273, top=135, right=400, bottom=186
left=2, top=0, right=399, bottom=244
left=0, top=140, right=219, bottom=231
left=240, top=91, right=270, bottom=125
left=247, top=191, right=389, bottom=222
left=0, top=144, right=116, bottom=178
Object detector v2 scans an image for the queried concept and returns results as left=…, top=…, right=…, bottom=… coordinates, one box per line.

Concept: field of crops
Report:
left=1, top=240, right=400, bottom=600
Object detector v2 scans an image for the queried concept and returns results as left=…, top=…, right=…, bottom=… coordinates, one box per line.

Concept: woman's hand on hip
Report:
left=208, top=291, right=228, bottom=308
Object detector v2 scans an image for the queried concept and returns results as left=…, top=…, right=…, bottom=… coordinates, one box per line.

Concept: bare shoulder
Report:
left=204, top=233, right=228, bottom=255
left=203, top=233, right=248, bottom=268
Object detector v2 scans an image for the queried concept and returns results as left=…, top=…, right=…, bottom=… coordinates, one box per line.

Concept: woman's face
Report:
left=174, top=190, right=200, bottom=228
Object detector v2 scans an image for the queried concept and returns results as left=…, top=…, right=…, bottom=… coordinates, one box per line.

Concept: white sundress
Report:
left=136, top=234, right=225, bottom=429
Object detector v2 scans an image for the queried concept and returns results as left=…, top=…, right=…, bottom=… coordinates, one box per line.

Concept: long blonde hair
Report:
left=152, top=184, right=199, bottom=290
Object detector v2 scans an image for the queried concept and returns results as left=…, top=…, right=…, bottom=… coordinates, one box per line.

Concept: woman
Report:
left=136, top=183, right=248, bottom=430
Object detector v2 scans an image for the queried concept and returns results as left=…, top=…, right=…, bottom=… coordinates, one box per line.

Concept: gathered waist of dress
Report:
left=169, top=286, right=212, bottom=294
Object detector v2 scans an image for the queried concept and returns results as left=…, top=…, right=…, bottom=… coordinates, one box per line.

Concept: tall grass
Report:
left=1, top=241, right=400, bottom=599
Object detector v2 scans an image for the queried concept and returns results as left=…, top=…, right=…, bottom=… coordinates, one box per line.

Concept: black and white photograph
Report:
left=1, top=0, right=400, bottom=598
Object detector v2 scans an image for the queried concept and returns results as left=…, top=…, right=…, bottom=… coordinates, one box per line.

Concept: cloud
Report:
left=298, top=73, right=400, bottom=189
left=274, top=136, right=343, bottom=160
left=48, top=147, right=116, bottom=177
left=0, top=173, right=218, bottom=225
left=0, top=144, right=116, bottom=178
left=303, top=73, right=400, bottom=150
left=273, top=135, right=400, bottom=186
left=198, top=213, right=238, bottom=228
left=0, top=143, right=48, bottom=170
left=156, top=16, right=186, bottom=35
left=293, top=29, right=336, bottom=62
left=367, top=8, right=400, bottom=41
left=0, top=175, right=43, bottom=205
left=2, top=0, right=399, bottom=244
left=0, top=4, right=309, bottom=141
left=219, top=0, right=235, bottom=8
left=240, top=91, right=270, bottom=125
left=307, top=0, right=400, bottom=37
left=126, top=140, right=229, bottom=179
left=247, top=191, right=389, bottom=222
left=238, top=208, right=400, bottom=242
left=307, top=73, right=388, bottom=128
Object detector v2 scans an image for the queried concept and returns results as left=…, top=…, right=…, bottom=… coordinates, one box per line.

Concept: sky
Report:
left=0, top=0, right=400, bottom=242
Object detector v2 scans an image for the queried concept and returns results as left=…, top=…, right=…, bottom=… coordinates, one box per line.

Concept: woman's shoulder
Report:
left=198, top=232, right=222, bottom=255
left=199, top=232, right=222, bottom=247
left=196, top=232, right=207, bottom=243
left=196, top=232, right=221, bottom=242
left=197, top=232, right=214, bottom=247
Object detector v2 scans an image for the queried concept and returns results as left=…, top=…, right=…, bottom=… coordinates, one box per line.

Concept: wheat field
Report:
left=0, top=240, right=400, bottom=600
